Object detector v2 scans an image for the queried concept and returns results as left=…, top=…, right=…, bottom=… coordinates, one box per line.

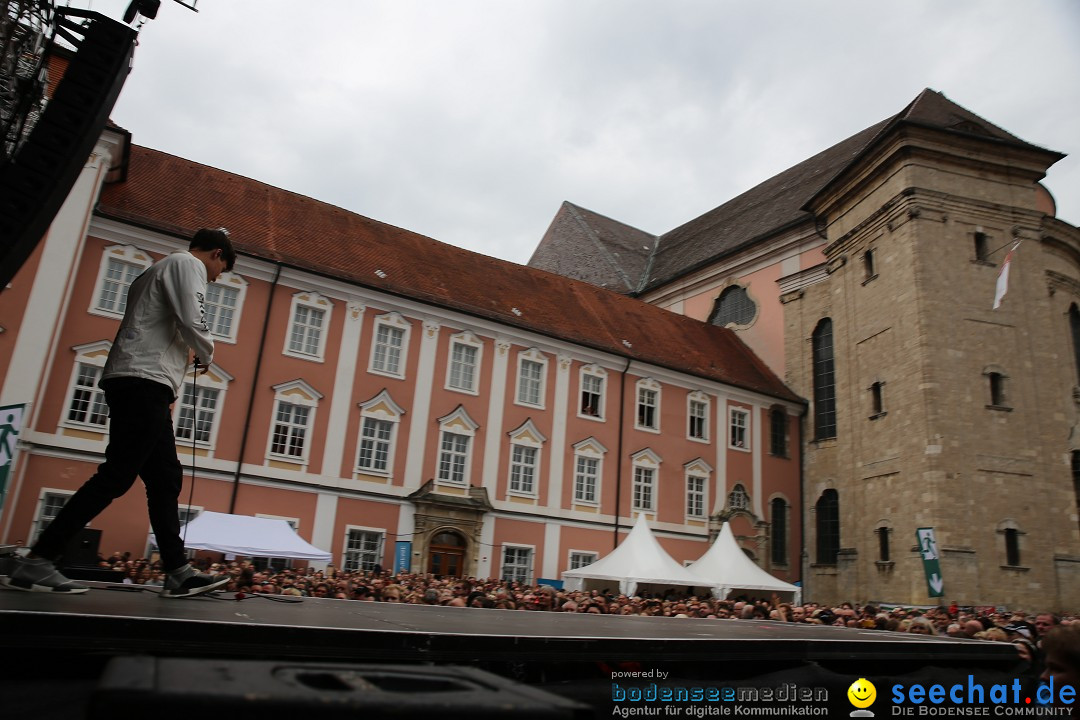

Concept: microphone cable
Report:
left=182, top=358, right=199, bottom=546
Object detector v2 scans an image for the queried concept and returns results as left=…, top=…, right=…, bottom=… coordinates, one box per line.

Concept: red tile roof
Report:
left=97, top=145, right=801, bottom=403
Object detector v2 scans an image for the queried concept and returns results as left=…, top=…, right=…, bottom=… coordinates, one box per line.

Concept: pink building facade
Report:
left=0, top=128, right=803, bottom=586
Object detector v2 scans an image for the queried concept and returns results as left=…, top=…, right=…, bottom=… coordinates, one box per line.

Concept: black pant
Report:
left=34, top=377, right=187, bottom=571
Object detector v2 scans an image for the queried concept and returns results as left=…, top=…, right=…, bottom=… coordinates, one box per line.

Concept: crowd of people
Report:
left=100, top=552, right=1076, bottom=629
left=90, top=551, right=1080, bottom=711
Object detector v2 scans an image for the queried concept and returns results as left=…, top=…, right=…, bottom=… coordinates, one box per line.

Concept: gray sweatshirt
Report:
left=102, top=251, right=215, bottom=397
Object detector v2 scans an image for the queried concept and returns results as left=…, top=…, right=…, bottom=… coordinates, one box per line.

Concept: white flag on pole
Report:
left=993, top=241, right=1021, bottom=310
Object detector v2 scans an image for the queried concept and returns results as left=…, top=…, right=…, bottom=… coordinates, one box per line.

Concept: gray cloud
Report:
left=74, top=0, right=1080, bottom=264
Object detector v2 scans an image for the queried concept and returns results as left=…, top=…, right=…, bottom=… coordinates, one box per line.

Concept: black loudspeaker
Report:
left=0, top=11, right=137, bottom=288
left=62, top=527, right=102, bottom=567
left=91, top=658, right=591, bottom=719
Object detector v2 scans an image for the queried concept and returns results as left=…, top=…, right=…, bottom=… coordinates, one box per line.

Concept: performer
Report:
left=3, top=228, right=236, bottom=598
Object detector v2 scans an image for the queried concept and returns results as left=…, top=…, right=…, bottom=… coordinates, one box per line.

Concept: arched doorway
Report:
left=428, top=529, right=466, bottom=577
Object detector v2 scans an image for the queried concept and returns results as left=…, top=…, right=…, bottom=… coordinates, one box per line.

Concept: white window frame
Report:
left=172, top=362, right=233, bottom=453
left=729, top=406, right=750, bottom=451
left=445, top=330, right=483, bottom=394
left=368, top=312, right=411, bottom=379
left=435, top=405, right=478, bottom=487
left=684, top=459, right=712, bottom=521
left=631, top=448, right=661, bottom=514
left=578, top=364, right=607, bottom=421
left=204, top=271, right=247, bottom=343
left=283, top=291, right=333, bottom=362
left=355, top=390, right=405, bottom=477
left=31, top=489, right=74, bottom=546
left=342, top=525, right=385, bottom=572
left=571, top=437, right=607, bottom=506
left=686, top=475, right=706, bottom=518
left=501, top=544, right=534, bottom=584
left=89, top=245, right=152, bottom=319
left=509, top=445, right=539, bottom=496
left=635, top=378, right=661, bottom=432
left=266, top=379, right=322, bottom=466
left=514, top=348, right=548, bottom=409
left=568, top=550, right=598, bottom=570
left=506, top=419, right=546, bottom=498
left=61, top=341, right=112, bottom=433
left=688, top=391, right=710, bottom=443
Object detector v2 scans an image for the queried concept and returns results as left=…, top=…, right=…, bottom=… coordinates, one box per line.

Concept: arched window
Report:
left=997, top=519, right=1023, bottom=567
left=770, top=498, right=787, bottom=565
left=984, top=367, right=1010, bottom=408
left=1005, top=529, right=1021, bottom=567
left=812, top=319, right=837, bottom=439
left=709, top=285, right=756, bottom=327
left=815, top=489, right=839, bottom=564
left=869, top=381, right=885, bottom=417
left=877, top=526, right=891, bottom=562
left=431, top=531, right=465, bottom=547
left=1070, top=304, right=1080, bottom=384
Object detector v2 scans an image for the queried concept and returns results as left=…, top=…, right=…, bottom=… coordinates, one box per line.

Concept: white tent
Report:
left=561, top=514, right=706, bottom=597
left=686, top=522, right=800, bottom=603
left=153, top=511, right=332, bottom=562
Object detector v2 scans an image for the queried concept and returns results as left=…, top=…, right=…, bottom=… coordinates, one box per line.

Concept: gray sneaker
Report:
left=160, top=568, right=229, bottom=599
left=1, top=555, right=89, bottom=594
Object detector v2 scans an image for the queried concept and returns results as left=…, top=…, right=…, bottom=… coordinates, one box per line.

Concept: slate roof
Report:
left=530, top=89, right=1063, bottom=294
left=528, top=201, right=657, bottom=293
left=646, top=117, right=891, bottom=291
left=95, top=145, right=801, bottom=403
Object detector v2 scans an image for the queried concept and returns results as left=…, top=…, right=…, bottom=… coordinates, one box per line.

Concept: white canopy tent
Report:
left=561, top=514, right=707, bottom=597
left=686, top=522, right=801, bottom=603
left=152, top=511, right=332, bottom=562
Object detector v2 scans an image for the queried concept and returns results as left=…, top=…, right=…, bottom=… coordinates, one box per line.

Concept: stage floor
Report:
left=0, top=581, right=1013, bottom=665
left=0, top=582, right=1028, bottom=719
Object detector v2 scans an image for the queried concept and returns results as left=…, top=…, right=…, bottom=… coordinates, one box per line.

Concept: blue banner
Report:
left=394, top=541, right=412, bottom=574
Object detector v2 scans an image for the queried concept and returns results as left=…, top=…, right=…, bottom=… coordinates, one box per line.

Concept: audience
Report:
left=92, top=552, right=1077, bottom=649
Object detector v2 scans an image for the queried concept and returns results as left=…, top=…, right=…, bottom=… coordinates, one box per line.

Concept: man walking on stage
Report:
left=2, top=228, right=236, bottom=598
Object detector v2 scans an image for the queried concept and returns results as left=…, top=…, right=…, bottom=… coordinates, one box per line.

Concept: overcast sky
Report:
left=69, top=0, right=1080, bottom=265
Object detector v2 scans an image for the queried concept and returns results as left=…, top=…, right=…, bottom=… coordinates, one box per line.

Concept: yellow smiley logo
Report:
left=848, top=678, right=876, bottom=709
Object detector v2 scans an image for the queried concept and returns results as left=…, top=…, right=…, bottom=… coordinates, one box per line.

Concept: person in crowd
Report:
left=1036, top=612, right=1062, bottom=644
left=907, top=617, right=937, bottom=635
left=1041, top=624, right=1080, bottom=718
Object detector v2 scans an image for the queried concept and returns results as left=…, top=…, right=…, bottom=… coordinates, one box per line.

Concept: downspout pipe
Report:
left=613, top=356, right=632, bottom=549
left=798, top=404, right=808, bottom=601
left=229, top=262, right=282, bottom=513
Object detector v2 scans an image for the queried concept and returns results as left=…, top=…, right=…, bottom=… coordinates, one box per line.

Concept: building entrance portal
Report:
left=407, top=480, right=492, bottom=577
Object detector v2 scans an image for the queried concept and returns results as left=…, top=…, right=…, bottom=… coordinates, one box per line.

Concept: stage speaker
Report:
left=0, top=10, right=137, bottom=288
left=62, top=527, right=102, bottom=567
left=91, top=657, right=591, bottom=719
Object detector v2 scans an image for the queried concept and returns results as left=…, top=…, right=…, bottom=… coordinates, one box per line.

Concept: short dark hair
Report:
left=190, top=227, right=236, bottom=272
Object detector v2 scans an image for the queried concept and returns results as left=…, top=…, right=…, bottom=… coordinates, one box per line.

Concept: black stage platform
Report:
left=0, top=582, right=1031, bottom=719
